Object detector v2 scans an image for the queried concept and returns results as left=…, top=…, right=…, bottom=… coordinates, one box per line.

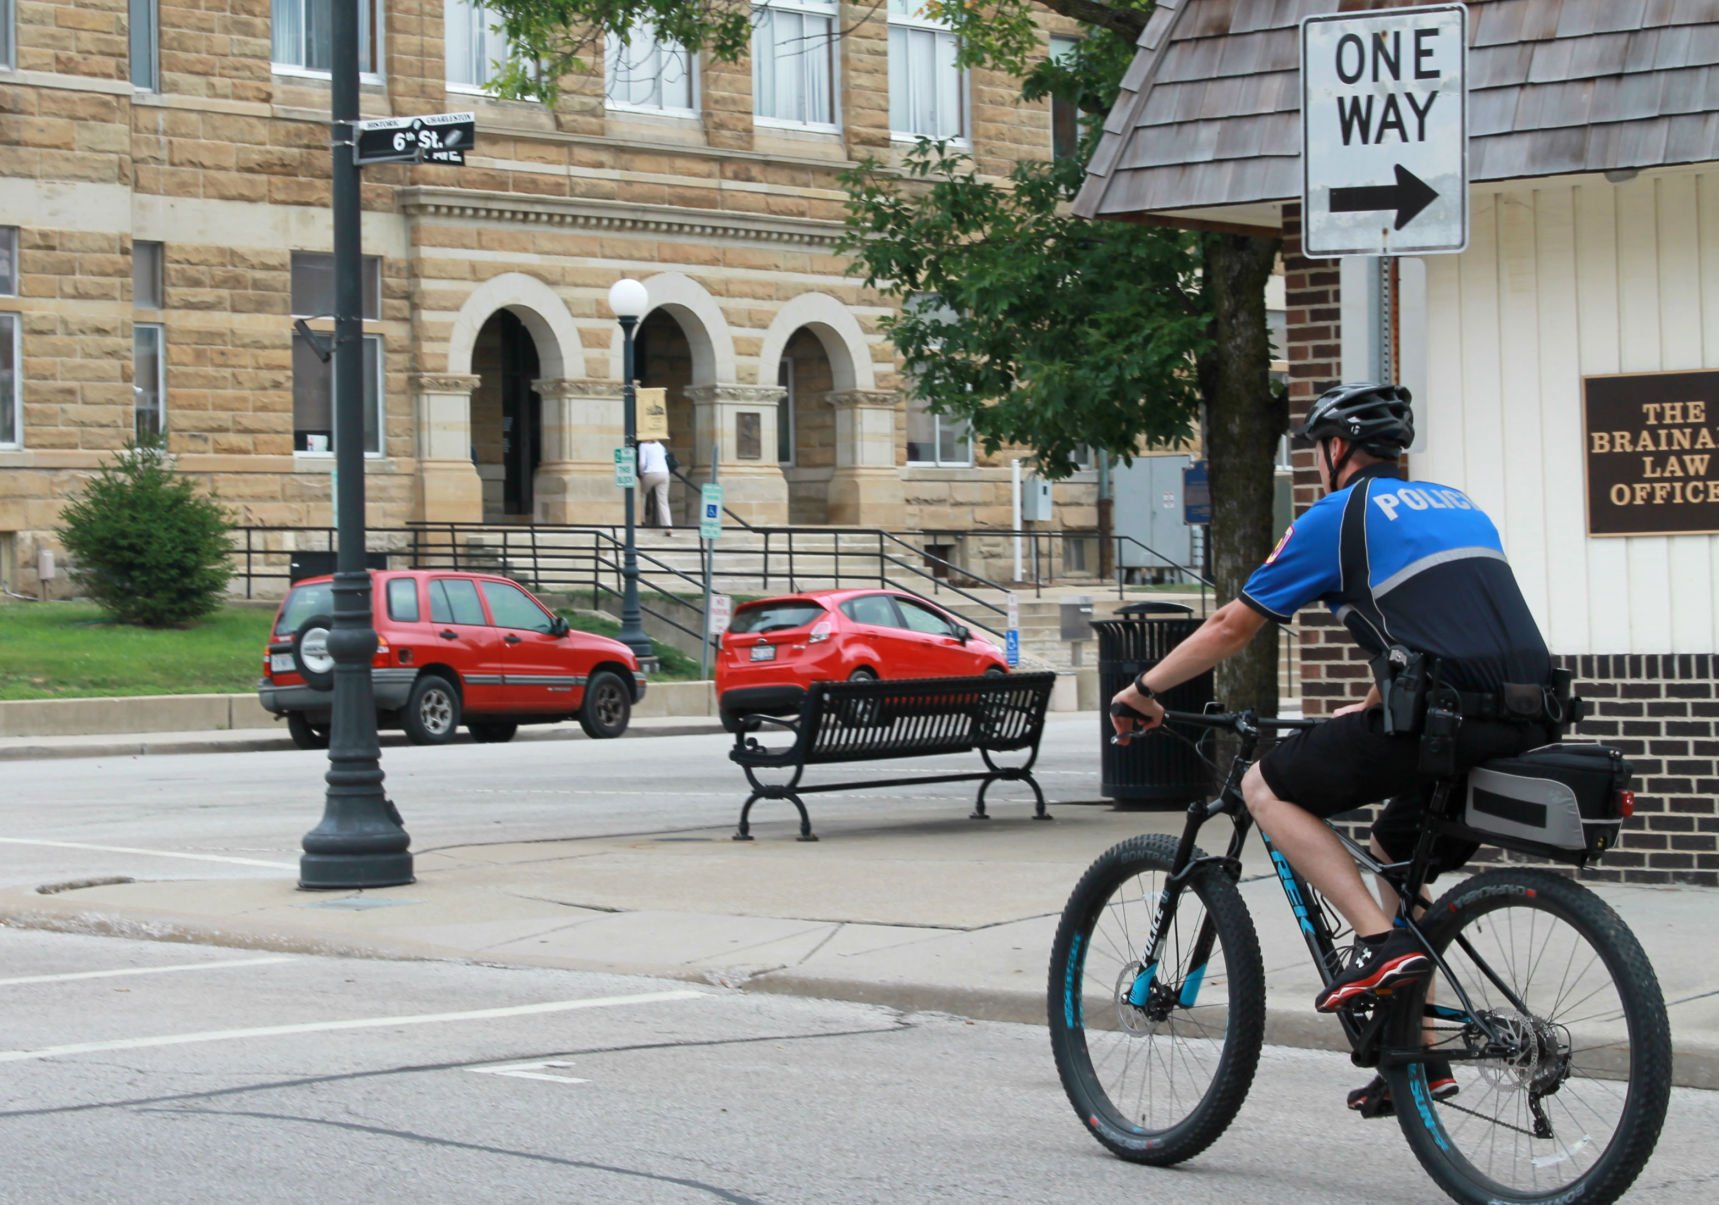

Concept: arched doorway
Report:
left=471, top=309, right=542, bottom=520
left=780, top=328, right=838, bottom=523
left=634, top=308, right=697, bottom=521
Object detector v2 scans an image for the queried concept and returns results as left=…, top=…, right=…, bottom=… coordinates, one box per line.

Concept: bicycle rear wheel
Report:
left=1047, top=833, right=1265, bottom=1165
left=1385, top=868, right=1671, bottom=1205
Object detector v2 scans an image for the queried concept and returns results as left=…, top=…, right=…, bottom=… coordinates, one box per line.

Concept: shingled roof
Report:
left=1074, top=0, right=1719, bottom=230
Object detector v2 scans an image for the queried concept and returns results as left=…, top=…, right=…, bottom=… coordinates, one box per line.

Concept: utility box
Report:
left=1022, top=474, right=1054, bottom=522
left=1059, top=595, right=1094, bottom=641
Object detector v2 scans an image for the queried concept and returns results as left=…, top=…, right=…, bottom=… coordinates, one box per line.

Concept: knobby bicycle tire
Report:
left=1047, top=833, right=1266, bottom=1165
left=1384, top=868, right=1671, bottom=1205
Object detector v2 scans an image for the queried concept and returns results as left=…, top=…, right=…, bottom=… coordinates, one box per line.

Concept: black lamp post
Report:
left=299, top=0, right=411, bottom=889
left=608, top=278, right=653, bottom=661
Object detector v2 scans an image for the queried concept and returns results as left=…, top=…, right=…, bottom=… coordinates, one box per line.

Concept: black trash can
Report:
left=1093, top=602, right=1215, bottom=806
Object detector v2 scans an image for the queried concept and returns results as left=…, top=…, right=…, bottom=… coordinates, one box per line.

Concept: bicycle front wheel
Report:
left=1385, top=868, right=1671, bottom=1205
left=1047, top=833, right=1265, bottom=1165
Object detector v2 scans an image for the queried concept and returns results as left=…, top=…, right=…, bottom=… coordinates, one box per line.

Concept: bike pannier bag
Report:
left=1445, top=743, right=1633, bottom=867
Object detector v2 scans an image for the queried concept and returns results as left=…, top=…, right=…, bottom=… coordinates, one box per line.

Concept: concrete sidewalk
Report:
left=3, top=776, right=1714, bottom=1089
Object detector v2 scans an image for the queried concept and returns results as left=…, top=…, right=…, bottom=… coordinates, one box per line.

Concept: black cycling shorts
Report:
left=1257, top=707, right=1546, bottom=878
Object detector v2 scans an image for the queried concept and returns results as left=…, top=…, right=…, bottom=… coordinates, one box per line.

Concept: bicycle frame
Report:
left=1130, top=709, right=1528, bottom=1068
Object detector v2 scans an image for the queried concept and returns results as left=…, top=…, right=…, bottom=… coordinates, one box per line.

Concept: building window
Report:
left=133, top=325, right=165, bottom=441
left=777, top=358, right=794, bottom=466
left=888, top=0, right=966, bottom=141
left=906, top=401, right=972, bottom=466
left=133, top=240, right=163, bottom=309
left=753, top=1, right=836, bottom=128
left=132, top=240, right=165, bottom=441
left=130, top=0, right=159, bottom=90
left=445, top=0, right=509, bottom=90
left=1049, top=34, right=1079, bottom=160
left=272, top=0, right=380, bottom=75
left=290, top=251, right=383, bottom=455
left=1, top=227, right=15, bottom=448
left=606, top=25, right=696, bottom=114
left=1, top=0, right=12, bottom=71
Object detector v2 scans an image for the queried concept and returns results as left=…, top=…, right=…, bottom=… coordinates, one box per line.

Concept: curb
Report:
left=0, top=720, right=729, bottom=762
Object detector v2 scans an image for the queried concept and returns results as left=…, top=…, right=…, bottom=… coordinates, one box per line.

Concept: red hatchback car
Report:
left=714, top=588, right=1006, bottom=731
left=259, top=569, right=646, bottom=748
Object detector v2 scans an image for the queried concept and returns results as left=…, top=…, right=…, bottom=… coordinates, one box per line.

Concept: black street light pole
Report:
left=300, top=0, right=412, bottom=889
left=609, top=279, right=653, bottom=660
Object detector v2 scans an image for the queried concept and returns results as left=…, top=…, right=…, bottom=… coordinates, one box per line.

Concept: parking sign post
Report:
left=698, top=451, right=722, bottom=679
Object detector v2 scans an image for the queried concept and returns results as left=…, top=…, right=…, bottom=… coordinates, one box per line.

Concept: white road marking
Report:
left=465, top=1059, right=589, bottom=1084
left=0, top=956, right=293, bottom=987
left=0, top=837, right=297, bottom=870
left=0, top=989, right=706, bottom=1064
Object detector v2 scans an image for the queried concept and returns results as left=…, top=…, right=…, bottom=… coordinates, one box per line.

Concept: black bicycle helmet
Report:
left=1295, top=382, right=1415, bottom=456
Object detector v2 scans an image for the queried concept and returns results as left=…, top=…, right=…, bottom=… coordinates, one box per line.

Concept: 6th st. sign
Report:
left=354, top=111, right=475, bottom=166
left=1301, top=4, right=1468, bottom=257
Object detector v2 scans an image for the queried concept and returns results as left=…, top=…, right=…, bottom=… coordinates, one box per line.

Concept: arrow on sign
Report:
left=1329, top=164, right=1439, bottom=231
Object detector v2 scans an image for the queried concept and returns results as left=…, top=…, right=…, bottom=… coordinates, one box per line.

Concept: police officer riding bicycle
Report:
left=1110, top=381, right=1564, bottom=1115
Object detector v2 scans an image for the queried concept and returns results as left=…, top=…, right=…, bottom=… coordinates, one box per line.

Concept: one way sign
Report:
left=1301, top=4, right=1467, bottom=258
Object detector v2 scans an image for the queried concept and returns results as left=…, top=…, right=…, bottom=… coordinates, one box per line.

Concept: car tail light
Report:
left=372, top=638, right=391, bottom=668
left=808, top=621, right=833, bottom=643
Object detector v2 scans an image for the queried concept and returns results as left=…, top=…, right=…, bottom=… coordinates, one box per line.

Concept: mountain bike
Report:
left=1048, top=708, right=1671, bottom=1205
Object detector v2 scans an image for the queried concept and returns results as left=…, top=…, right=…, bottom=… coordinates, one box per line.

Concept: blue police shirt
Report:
left=1239, top=464, right=1551, bottom=692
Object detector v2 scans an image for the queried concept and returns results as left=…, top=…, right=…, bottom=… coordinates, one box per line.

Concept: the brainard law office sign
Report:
left=1301, top=4, right=1468, bottom=258
left=1584, top=370, right=1719, bottom=536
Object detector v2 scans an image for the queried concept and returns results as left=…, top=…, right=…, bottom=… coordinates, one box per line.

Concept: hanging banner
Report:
left=635, top=388, right=669, bottom=442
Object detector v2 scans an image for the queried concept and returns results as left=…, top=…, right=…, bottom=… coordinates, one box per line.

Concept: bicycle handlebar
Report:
left=1109, top=701, right=1321, bottom=735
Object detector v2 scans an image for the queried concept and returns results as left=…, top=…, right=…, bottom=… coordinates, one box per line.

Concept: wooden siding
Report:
left=1416, top=168, right=1719, bottom=655
left=1077, top=0, right=1719, bottom=224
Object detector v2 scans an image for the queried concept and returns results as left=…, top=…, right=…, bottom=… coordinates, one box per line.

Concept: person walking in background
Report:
left=637, top=437, right=673, bottom=534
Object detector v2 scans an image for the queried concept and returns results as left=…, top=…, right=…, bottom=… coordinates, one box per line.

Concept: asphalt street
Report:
left=4, top=928, right=1716, bottom=1204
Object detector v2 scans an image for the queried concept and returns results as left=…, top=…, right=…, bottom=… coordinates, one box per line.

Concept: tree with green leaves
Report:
left=58, top=438, right=236, bottom=628
left=480, top=0, right=1285, bottom=715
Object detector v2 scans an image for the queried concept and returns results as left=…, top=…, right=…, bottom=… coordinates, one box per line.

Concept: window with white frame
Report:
left=290, top=251, right=383, bottom=454
left=777, top=359, right=794, bottom=465
left=606, top=24, right=696, bottom=114
left=752, top=0, right=836, bottom=128
left=272, top=0, right=380, bottom=75
left=906, top=399, right=971, bottom=466
left=445, top=0, right=509, bottom=90
left=130, top=0, right=158, bottom=90
left=1049, top=34, right=1079, bottom=160
left=133, top=241, right=165, bottom=440
left=1, top=226, right=16, bottom=448
left=888, top=0, right=966, bottom=141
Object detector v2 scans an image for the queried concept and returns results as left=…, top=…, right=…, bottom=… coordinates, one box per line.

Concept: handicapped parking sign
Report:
left=699, top=483, right=724, bottom=540
left=1005, top=629, right=1021, bottom=668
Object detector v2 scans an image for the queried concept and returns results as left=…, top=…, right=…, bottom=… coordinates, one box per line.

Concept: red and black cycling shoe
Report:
left=1315, top=926, right=1434, bottom=1012
left=1348, top=1058, right=1460, bottom=1118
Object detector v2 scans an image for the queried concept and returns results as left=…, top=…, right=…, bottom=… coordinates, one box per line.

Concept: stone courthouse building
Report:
left=0, top=0, right=1099, bottom=589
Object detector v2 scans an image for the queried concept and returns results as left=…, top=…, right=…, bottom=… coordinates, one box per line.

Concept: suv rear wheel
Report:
left=403, top=673, right=462, bottom=745
left=286, top=712, right=330, bottom=750
left=579, top=670, right=631, bottom=740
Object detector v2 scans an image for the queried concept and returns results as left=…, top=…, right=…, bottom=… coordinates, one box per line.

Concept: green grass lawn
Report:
left=0, top=601, right=703, bottom=700
left=0, top=602, right=277, bottom=700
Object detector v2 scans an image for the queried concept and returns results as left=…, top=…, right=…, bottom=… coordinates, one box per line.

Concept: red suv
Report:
left=714, top=588, right=1006, bottom=731
left=259, top=570, right=646, bottom=749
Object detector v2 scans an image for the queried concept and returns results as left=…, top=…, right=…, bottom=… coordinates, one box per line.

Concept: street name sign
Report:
left=1301, top=5, right=1467, bottom=257
left=354, top=112, right=475, bottom=166
left=613, top=446, right=636, bottom=488
left=700, top=484, right=725, bottom=540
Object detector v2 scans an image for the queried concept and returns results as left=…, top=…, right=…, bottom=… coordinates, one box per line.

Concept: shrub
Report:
left=58, top=437, right=235, bottom=627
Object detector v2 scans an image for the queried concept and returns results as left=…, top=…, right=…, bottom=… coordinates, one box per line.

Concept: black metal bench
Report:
left=727, top=673, right=1058, bottom=841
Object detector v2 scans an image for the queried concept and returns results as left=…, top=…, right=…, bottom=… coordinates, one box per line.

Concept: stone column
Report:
left=533, top=378, right=625, bottom=525
left=685, top=383, right=790, bottom=524
left=412, top=374, right=483, bottom=523
left=826, top=389, right=906, bottom=528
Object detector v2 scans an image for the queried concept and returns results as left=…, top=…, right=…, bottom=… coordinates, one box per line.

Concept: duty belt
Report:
left=1449, top=683, right=1563, bottom=725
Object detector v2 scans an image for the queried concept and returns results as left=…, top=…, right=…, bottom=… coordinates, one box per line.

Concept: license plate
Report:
left=270, top=654, right=295, bottom=673
left=749, top=644, right=776, bottom=662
